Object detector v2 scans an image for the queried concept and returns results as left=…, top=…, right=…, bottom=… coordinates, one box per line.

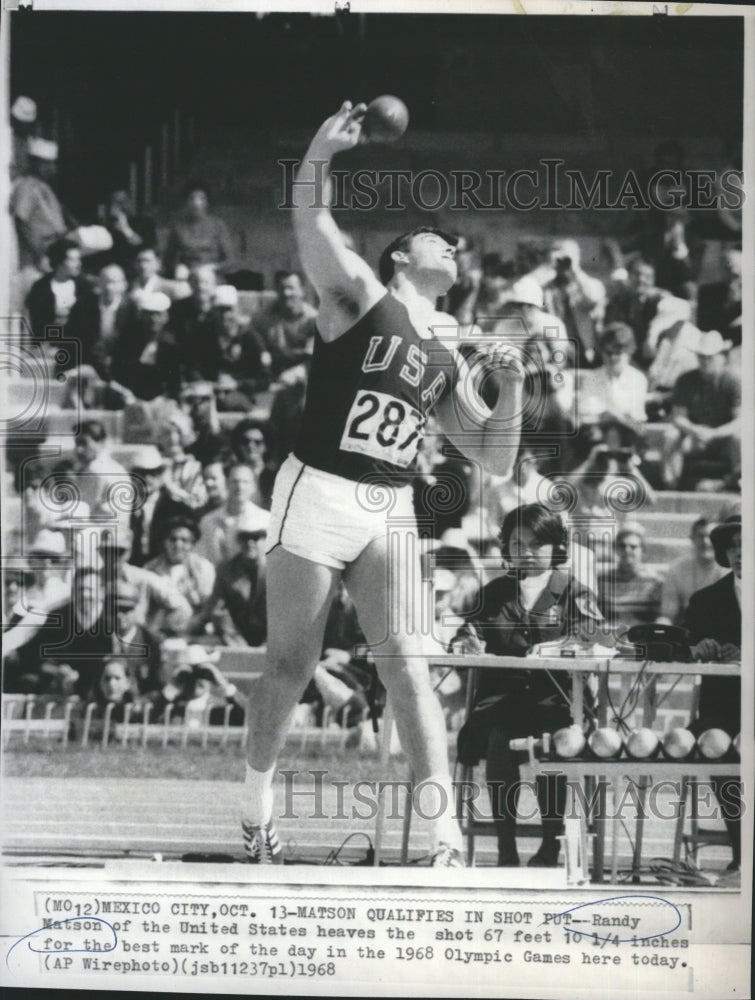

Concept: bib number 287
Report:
left=340, top=390, right=423, bottom=468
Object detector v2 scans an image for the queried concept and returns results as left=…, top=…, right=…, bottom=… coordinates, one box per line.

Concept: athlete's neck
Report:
left=388, top=273, right=442, bottom=315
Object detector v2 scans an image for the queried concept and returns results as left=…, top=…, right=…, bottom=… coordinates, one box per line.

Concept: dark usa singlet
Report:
left=294, top=293, right=457, bottom=481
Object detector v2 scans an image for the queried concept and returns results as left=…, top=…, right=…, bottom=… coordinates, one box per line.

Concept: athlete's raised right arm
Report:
left=292, top=101, right=385, bottom=341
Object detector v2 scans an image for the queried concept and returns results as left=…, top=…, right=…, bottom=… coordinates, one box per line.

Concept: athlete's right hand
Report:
left=311, top=101, right=368, bottom=155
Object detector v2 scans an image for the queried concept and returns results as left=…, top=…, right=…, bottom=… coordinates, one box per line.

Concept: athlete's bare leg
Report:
left=245, top=545, right=339, bottom=780
left=344, top=530, right=463, bottom=856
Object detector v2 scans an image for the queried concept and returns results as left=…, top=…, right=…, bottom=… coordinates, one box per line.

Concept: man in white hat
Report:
left=196, top=464, right=269, bottom=568
left=661, top=329, right=740, bottom=488
left=111, top=290, right=180, bottom=400
left=189, top=284, right=262, bottom=387
left=190, top=506, right=269, bottom=646
left=10, top=136, right=78, bottom=271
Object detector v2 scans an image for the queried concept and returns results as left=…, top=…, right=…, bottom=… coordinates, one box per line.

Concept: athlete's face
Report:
left=406, top=233, right=457, bottom=291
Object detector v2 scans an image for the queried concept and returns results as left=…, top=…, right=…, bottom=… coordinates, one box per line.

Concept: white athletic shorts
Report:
left=266, top=454, right=417, bottom=570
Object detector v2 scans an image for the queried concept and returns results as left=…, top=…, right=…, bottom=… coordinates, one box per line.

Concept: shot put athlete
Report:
left=241, top=101, right=526, bottom=867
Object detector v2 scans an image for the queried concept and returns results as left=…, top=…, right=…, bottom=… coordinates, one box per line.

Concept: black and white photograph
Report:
left=0, top=2, right=752, bottom=996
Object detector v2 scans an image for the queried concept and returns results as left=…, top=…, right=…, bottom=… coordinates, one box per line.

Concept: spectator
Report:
left=199, top=459, right=228, bottom=517
left=111, top=291, right=181, bottom=400
left=542, top=238, right=606, bottom=368
left=103, top=581, right=164, bottom=697
left=4, top=457, right=91, bottom=557
left=576, top=323, right=648, bottom=444
left=452, top=504, right=604, bottom=867
left=10, top=137, right=75, bottom=271
left=213, top=372, right=254, bottom=413
left=53, top=419, right=128, bottom=514
left=696, top=247, right=742, bottom=349
left=196, top=464, right=269, bottom=567
left=66, top=263, right=135, bottom=378
left=252, top=270, right=317, bottom=379
left=191, top=508, right=269, bottom=646
left=21, top=529, right=71, bottom=617
left=93, top=658, right=146, bottom=724
left=130, top=246, right=186, bottom=303
left=683, top=514, right=742, bottom=871
left=646, top=312, right=700, bottom=421
left=167, top=646, right=247, bottom=727
left=146, top=515, right=216, bottom=628
left=653, top=217, right=696, bottom=301
left=155, top=409, right=207, bottom=512
left=229, top=417, right=275, bottom=508
left=26, top=238, right=93, bottom=341
left=181, top=381, right=233, bottom=467
left=163, top=181, right=233, bottom=275
left=95, top=189, right=157, bottom=274
left=191, top=284, right=265, bottom=385
left=659, top=517, right=727, bottom=626
left=97, top=527, right=191, bottom=634
left=170, top=263, right=218, bottom=366
left=127, top=444, right=192, bottom=567
left=661, top=330, right=740, bottom=489
left=598, top=523, right=662, bottom=630
left=605, top=259, right=667, bottom=367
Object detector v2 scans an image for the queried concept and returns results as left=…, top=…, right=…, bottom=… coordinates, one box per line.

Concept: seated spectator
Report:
left=95, top=189, right=157, bottom=274
left=659, top=516, right=726, bottom=626
left=598, top=522, right=662, bottom=630
left=26, top=238, right=93, bottom=341
left=130, top=246, right=187, bottom=303
left=683, top=514, right=742, bottom=871
left=213, top=372, right=254, bottom=413
left=98, top=528, right=191, bottom=634
left=110, top=291, right=181, bottom=400
left=576, top=323, right=648, bottom=447
left=653, top=216, right=696, bottom=301
left=196, top=464, right=269, bottom=567
left=199, top=459, right=228, bottom=517
left=127, top=444, right=193, bottom=567
left=66, top=263, right=135, bottom=378
left=170, top=263, right=217, bottom=364
left=103, top=581, right=164, bottom=696
left=605, top=259, right=667, bottom=368
left=11, top=138, right=75, bottom=272
left=252, top=270, right=317, bottom=379
left=452, top=504, right=604, bottom=867
left=542, top=239, right=606, bottom=368
left=181, top=380, right=234, bottom=467
left=191, top=508, right=269, bottom=646
left=155, top=408, right=208, bottom=512
left=52, top=419, right=128, bottom=514
left=646, top=314, right=700, bottom=421
left=146, top=515, right=216, bottom=629
left=661, top=329, right=740, bottom=489
left=696, top=247, right=742, bottom=349
left=190, top=284, right=265, bottom=386
left=230, top=417, right=275, bottom=509
left=165, top=646, right=247, bottom=726
left=163, top=181, right=233, bottom=276
left=93, top=658, right=145, bottom=724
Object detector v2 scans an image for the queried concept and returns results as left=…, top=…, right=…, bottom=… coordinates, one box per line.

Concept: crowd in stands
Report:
left=3, top=96, right=742, bottom=787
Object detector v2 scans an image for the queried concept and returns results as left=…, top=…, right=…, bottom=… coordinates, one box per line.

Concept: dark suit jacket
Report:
left=65, top=295, right=139, bottom=378
left=26, top=273, right=95, bottom=341
left=683, top=572, right=740, bottom=732
left=129, top=488, right=194, bottom=566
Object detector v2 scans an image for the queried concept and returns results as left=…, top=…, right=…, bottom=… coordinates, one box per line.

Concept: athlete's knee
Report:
left=375, top=651, right=432, bottom=693
left=266, top=647, right=315, bottom=684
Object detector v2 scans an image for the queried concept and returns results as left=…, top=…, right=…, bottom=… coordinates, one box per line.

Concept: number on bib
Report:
left=340, top=390, right=424, bottom=468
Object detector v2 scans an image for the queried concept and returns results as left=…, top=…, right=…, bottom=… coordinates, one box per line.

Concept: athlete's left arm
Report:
left=433, top=345, right=525, bottom=478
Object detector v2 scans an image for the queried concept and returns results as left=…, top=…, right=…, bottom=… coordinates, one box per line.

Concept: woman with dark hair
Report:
left=163, top=180, right=234, bottom=276
left=230, top=417, right=275, bottom=509
left=453, top=503, right=604, bottom=868
left=145, top=515, right=216, bottom=629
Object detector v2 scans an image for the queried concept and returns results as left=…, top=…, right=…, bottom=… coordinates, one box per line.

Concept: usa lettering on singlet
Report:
left=294, top=294, right=457, bottom=481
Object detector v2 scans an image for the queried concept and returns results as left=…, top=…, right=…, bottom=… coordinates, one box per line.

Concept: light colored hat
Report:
left=129, top=445, right=166, bottom=471
left=183, top=644, right=221, bottom=667
left=12, top=96, right=37, bottom=124
left=29, top=529, right=67, bottom=557
left=501, top=275, right=544, bottom=309
left=235, top=506, right=270, bottom=536
left=74, top=225, right=114, bottom=255
left=139, top=291, right=171, bottom=313
left=213, top=285, right=238, bottom=308
left=27, top=136, right=58, bottom=161
left=694, top=329, right=732, bottom=356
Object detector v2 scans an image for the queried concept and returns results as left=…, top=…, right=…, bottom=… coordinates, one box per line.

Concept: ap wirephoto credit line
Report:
left=0, top=2, right=752, bottom=998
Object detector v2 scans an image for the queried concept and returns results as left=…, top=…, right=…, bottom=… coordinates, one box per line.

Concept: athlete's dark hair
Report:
left=378, top=227, right=458, bottom=285
left=498, top=503, right=569, bottom=568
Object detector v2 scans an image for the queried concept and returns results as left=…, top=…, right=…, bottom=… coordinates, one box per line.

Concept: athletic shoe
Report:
left=430, top=844, right=466, bottom=868
left=242, top=818, right=284, bottom=864
left=527, top=841, right=561, bottom=867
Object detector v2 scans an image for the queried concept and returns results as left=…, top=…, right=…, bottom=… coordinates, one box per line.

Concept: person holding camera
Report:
left=452, top=503, right=604, bottom=868
left=542, top=238, right=606, bottom=368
